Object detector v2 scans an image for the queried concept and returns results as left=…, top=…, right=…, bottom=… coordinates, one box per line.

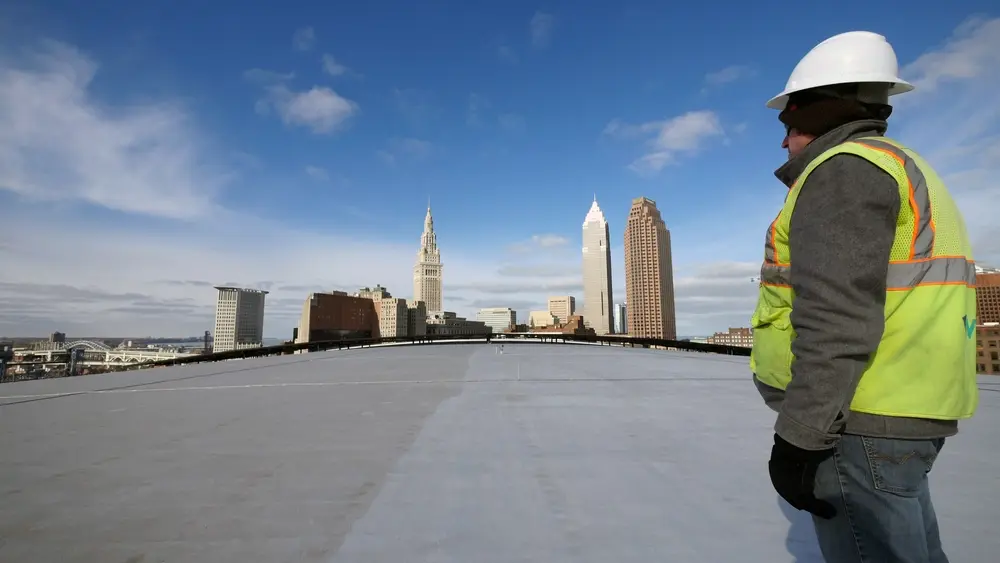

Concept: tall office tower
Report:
left=212, top=286, right=268, bottom=353
left=582, top=197, right=615, bottom=335
left=413, top=204, right=443, bottom=313
left=624, top=197, right=676, bottom=340
left=547, top=296, right=576, bottom=325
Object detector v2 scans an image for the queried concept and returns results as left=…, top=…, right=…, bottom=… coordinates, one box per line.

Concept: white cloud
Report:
left=703, top=65, right=756, bottom=89
left=508, top=234, right=570, bottom=253
left=891, top=16, right=1000, bottom=265
left=531, top=234, right=568, bottom=248
left=529, top=12, right=554, bottom=48
left=321, top=54, right=350, bottom=77
left=901, top=17, right=1000, bottom=93
left=255, top=84, right=358, bottom=134
left=292, top=27, right=316, bottom=51
left=604, top=111, right=725, bottom=175
left=0, top=40, right=230, bottom=220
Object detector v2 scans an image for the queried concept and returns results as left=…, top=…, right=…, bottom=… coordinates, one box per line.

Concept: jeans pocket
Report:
left=861, top=436, right=943, bottom=497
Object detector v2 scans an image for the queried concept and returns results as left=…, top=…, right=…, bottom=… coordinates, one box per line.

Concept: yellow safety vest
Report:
left=750, top=136, right=979, bottom=420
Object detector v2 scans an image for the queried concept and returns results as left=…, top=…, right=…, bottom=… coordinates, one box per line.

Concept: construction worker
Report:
left=750, top=31, right=978, bottom=563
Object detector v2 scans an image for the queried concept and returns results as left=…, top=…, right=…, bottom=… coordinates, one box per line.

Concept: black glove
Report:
left=768, top=433, right=837, bottom=519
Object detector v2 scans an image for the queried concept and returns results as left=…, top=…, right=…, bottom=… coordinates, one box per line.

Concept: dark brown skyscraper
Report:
left=624, top=197, right=677, bottom=339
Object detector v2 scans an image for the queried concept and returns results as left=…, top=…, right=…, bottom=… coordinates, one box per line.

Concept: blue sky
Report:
left=0, top=0, right=998, bottom=338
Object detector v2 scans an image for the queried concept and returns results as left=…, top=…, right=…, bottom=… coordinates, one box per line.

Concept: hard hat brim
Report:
left=766, top=79, right=915, bottom=110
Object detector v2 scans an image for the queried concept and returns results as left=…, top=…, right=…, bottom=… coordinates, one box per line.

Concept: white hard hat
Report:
left=766, top=31, right=914, bottom=110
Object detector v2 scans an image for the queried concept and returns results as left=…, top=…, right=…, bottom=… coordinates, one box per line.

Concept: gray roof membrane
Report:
left=1, top=342, right=997, bottom=562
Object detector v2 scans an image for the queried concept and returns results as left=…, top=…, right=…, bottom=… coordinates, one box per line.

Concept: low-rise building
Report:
left=295, top=292, right=380, bottom=344
left=476, top=307, right=516, bottom=334
left=706, top=327, right=753, bottom=348
left=426, top=311, right=492, bottom=336
left=528, top=310, right=558, bottom=328
left=530, top=314, right=596, bottom=336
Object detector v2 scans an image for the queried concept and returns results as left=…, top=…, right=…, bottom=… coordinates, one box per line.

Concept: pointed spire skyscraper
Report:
left=582, top=197, right=615, bottom=335
left=413, top=203, right=443, bottom=312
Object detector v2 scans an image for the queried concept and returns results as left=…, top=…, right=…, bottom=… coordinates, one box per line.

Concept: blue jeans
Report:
left=811, top=434, right=948, bottom=563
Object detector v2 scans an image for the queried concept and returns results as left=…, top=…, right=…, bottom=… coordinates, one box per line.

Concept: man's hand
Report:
left=768, top=433, right=837, bottom=519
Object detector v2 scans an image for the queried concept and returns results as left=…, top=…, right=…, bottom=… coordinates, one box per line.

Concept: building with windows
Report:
left=413, top=205, right=443, bottom=313
left=356, top=286, right=427, bottom=339
left=295, top=292, right=379, bottom=344
left=528, top=311, right=558, bottom=328
left=977, top=324, right=1000, bottom=375
left=624, top=197, right=676, bottom=340
left=476, top=308, right=517, bottom=334
left=547, top=296, right=576, bottom=325
left=976, top=268, right=1000, bottom=324
left=426, top=312, right=491, bottom=336
left=582, top=198, right=615, bottom=335
left=706, top=327, right=753, bottom=348
left=213, top=286, right=268, bottom=353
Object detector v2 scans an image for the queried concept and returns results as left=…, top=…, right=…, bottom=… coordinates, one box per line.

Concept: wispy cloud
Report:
left=0, top=40, right=230, bottom=220
left=529, top=12, right=555, bottom=48
left=603, top=110, right=725, bottom=175
left=244, top=68, right=358, bottom=134
left=892, top=16, right=1000, bottom=264
left=703, top=65, right=756, bottom=90
left=321, top=53, right=352, bottom=77
left=901, top=17, right=1000, bottom=93
left=292, top=27, right=316, bottom=51
left=508, top=234, right=570, bottom=253
left=254, top=84, right=358, bottom=134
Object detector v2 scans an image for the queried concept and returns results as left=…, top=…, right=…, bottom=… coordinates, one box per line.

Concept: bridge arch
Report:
left=64, top=340, right=112, bottom=352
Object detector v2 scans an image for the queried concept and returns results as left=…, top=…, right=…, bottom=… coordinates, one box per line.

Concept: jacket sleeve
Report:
left=774, top=153, right=901, bottom=451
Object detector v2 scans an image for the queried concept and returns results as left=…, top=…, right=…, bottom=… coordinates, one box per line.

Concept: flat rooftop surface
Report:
left=1, top=343, right=998, bottom=563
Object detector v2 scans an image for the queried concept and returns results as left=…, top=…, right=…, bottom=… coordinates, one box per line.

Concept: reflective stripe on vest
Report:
left=760, top=138, right=976, bottom=291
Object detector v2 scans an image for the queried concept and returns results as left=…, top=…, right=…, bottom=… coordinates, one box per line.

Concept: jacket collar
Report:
left=774, top=119, right=889, bottom=188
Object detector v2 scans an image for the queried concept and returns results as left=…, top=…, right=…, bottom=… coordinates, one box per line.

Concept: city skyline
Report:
left=1, top=5, right=997, bottom=338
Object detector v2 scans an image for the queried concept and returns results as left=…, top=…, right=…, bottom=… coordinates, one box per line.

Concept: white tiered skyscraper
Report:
left=413, top=204, right=443, bottom=312
left=582, top=197, right=615, bottom=335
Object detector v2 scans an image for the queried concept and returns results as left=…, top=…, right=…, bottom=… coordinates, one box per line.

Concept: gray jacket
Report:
left=754, top=119, right=957, bottom=451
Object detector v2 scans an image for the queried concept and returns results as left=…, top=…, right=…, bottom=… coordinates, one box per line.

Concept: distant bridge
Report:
left=16, top=340, right=194, bottom=366
left=48, top=340, right=113, bottom=352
